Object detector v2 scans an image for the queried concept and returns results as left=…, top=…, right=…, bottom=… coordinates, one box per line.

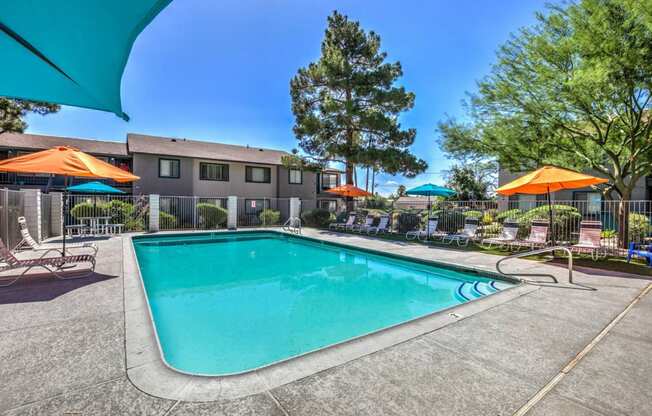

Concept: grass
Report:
left=318, top=227, right=652, bottom=277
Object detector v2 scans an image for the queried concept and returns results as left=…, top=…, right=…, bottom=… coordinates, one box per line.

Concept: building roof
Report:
left=394, top=196, right=431, bottom=206
left=127, top=133, right=290, bottom=165
left=0, top=133, right=129, bottom=156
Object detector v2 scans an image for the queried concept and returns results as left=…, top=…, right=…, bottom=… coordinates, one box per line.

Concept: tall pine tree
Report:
left=290, top=11, right=427, bottom=185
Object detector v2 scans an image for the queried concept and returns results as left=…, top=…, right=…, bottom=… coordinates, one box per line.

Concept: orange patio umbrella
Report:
left=0, top=146, right=139, bottom=255
left=496, top=166, right=608, bottom=244
left=325, top=184, right=373, bottom=198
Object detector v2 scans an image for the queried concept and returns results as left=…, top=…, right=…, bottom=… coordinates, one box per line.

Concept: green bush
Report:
left=436, top=210, right=468, bottom=232
left=398, top=212, right=421, bottom=233
left=197, top=203, right=228, bottom=228
left=629, top=213, right=652, bottom=239
left=70, top=202, right=108, bottom=219
left=301, top=208, right=334, bottom=227
left=518, top=204, right=581, bottom=240
left=495, top=209, right=522, bottom=222
left=160, top=211, right=177, bottom=229
left=483, top=222, right=502, bottom=236
left=259, top=209, right=281, bottom=225
left=364, top=195, right=390, bottom=210
left=601, top=229, right=617, bottom=239
left=462, top=210, right=483, bottom=218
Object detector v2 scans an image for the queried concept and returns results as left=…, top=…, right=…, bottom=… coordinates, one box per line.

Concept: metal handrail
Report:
left=282, top=217, right=301, bottom=234
left=496, top=246, right=574, bottom=285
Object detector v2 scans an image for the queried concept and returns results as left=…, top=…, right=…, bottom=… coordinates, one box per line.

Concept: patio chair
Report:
left=510, top=220, right=550, bottom=251
left=405, top=218, right=447, bottom=241
left=329, top=213, right=355, bottom=231
left=0, top=239, right=96, bottom=287
left=367, top=215, right=391, bottom=235
left=480, top=220, right=519, bottom=249
left=15, top=217, right=98, bottom=255
left=442, top=217, right=480, bottom=247
left=352, top=215, right=375, bottom=233
left=570, top=221, right=607, bottom=261
left=626, top=242, right=652, bottom=267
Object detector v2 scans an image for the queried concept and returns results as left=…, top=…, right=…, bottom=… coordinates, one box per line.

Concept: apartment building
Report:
left=0, top=132, right=344, bottom=211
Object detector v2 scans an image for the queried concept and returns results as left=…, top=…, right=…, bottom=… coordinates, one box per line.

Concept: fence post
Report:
left=149, top=194, right=160, bottom=232
left=51, top=192, right=63, bottom=237
left=290, top=198, right=301, bottom=220
left=227, top=196, right=237, bottom=230
left=23, top=189, right=42, bottom=243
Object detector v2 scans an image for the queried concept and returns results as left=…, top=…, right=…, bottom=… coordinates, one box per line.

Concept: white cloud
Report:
left=384, top=180, right=399, bottom=186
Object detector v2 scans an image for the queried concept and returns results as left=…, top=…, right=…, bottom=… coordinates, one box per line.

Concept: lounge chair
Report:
left=442, top=217, right=480, bottom=247
left=329, top=213, right=356, bottom=231
left=510, top=220, right=549, bottom=251
left=367, top=215, right=391, bottom=235
left=406, top=218, right=447, bottom=241
left=480, top=220, right=519, bottom=249
left=0, top=239, right=96, bottom=287
left=627, top=242, right=652, bottom=267
left=352, top=215, right=375, bottom=233
left=570, top=221, right=607, bottom=261
left=16, top=217, right=98, bottom=255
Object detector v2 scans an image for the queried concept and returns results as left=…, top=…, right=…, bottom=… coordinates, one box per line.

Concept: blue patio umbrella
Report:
left=406, top=184, right=456, bottom=240
left=67, top=181, right=125, bottom=194
left=0, top=0, right=172, bottom=120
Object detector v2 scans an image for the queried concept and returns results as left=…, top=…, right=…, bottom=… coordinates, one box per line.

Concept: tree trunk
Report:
left=617, top=190, right=631, bottom=250
left=365, top=166, right=370, bottom=191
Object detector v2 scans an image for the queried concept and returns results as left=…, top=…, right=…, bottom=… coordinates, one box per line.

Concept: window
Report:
left=289, top=168, right=302, bottom=184
left=200, top=162, right=229, bottom=181
left=159, top=158, right=180, bottom=178
left=320, top=173, right=339, bottom=190
left=574, top=191, right=602, bottom=214
left=319, top=199, right=337, bottom=212
left=245, top=166, right=271, bottom=183
left=245, top=199, right=266, bottom=215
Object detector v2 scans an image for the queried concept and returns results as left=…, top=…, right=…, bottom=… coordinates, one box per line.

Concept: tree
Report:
left=397, top=184, right=407, bottom=197
left=290, top=11, right=427, bottom=185
left=1, top=98, right=59, bottom=135
left=444, top=164, right=494, bottom=200
left=437, top=0, right=652, bottom=246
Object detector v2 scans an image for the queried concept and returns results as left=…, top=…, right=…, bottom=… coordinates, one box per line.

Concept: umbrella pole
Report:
left=426, top=195, right=431, bottom=241
left=547, top=186, right=555, bottom=246
left=62, top=177, right=68, bottom=257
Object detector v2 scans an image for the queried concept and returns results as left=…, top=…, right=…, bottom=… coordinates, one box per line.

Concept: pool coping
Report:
left=123, top=229, right=538, bottom=401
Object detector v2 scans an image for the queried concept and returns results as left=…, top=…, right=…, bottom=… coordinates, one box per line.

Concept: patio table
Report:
left=78, top=216, right=113, bottom=235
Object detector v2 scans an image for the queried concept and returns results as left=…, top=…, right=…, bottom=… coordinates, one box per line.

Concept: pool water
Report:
left=133, top=232, right=512, bottom=375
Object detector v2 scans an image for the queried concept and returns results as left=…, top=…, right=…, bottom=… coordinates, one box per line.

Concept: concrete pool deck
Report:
left=1, top=228, right=651, bottom=415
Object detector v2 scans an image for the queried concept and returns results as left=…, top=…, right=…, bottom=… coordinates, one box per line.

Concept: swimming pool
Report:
left=132, top=231, right=513, bottom=376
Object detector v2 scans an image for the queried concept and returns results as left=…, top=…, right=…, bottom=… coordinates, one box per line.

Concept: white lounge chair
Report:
left=406, top=218, right=447, bottom=241
left=570, top=220, right=607, bottom=261
left=0, top=239, right=96, bottom=287
left=443, top=217, right=480, bottom=247
left=510, top=220, right=550, bottom=251
left=329, top=213, right=356, bottom=231
left=480, top=220, right=519, bottom=249
left=352, top=215, right=375, bottom=233
left=367, top=215, right=390, bottom=235
left=16, top=217, right=98, bottom=255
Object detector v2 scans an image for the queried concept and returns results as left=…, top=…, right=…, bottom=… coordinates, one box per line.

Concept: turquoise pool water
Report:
left=133, top=232, right=512, bottom=375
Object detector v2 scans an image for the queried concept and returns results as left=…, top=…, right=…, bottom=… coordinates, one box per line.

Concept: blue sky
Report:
left=24, top=0, right=546, bottom=195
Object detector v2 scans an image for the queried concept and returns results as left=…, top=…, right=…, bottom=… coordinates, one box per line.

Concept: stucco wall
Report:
left=277, top=167, right=318, bottom=200
left=190, top=159, right=278, bottom=198
left=132, top=153, right=194, bottom=196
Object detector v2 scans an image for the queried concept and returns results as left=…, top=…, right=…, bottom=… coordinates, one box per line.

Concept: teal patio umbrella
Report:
left=0, top=0, right=172, bottom=120
left=67, top=181, right=124, bottom=228
left=406, top=184, right=456, bottom=240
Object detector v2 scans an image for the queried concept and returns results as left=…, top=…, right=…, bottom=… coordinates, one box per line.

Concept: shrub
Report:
left=629, top=213, right=652, bottom=240
left=462, top=210, right=483, bottom=218
left=70, top=202, right=108, bottom=219
left=398, top=212, right=421, bottom=233
left=601, top=229, right=617, bottom=239
left=518, top=204, right=581, bottom=240
left=160, top=211, right=177, bottom=229
left=483, top=222, right=502, bottom=236
left=364, top=195, right=390, bottom=210
left=495, top=209, right=522, bottom=222
left=197, top=203, right=228, bottom=228
left=301, top=208, right=334, bottom=227
left=436, top=210, right=468, bottom=232
left=259, top=209, right=281, bottom=225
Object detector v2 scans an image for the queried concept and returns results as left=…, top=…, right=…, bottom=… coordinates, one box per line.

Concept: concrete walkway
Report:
left=0, top=230, right=650, bottom=415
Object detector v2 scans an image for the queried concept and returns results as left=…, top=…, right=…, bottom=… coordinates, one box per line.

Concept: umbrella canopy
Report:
left=406, top=183, right=456, bottom=197
left=0, top=0, right=172, bottom=120
left=0, top=146, right=139, bottom=182
left=496, top=166, right=608, bottom=196
left=325, top=184, right=373, bottom=198
left=67, top=181, right=125, bottom=194
left=496, top=166, right=608, bottom=246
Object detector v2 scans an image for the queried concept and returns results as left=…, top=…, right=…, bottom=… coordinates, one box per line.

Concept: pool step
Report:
left=455, top=280, right=505, bottom=302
